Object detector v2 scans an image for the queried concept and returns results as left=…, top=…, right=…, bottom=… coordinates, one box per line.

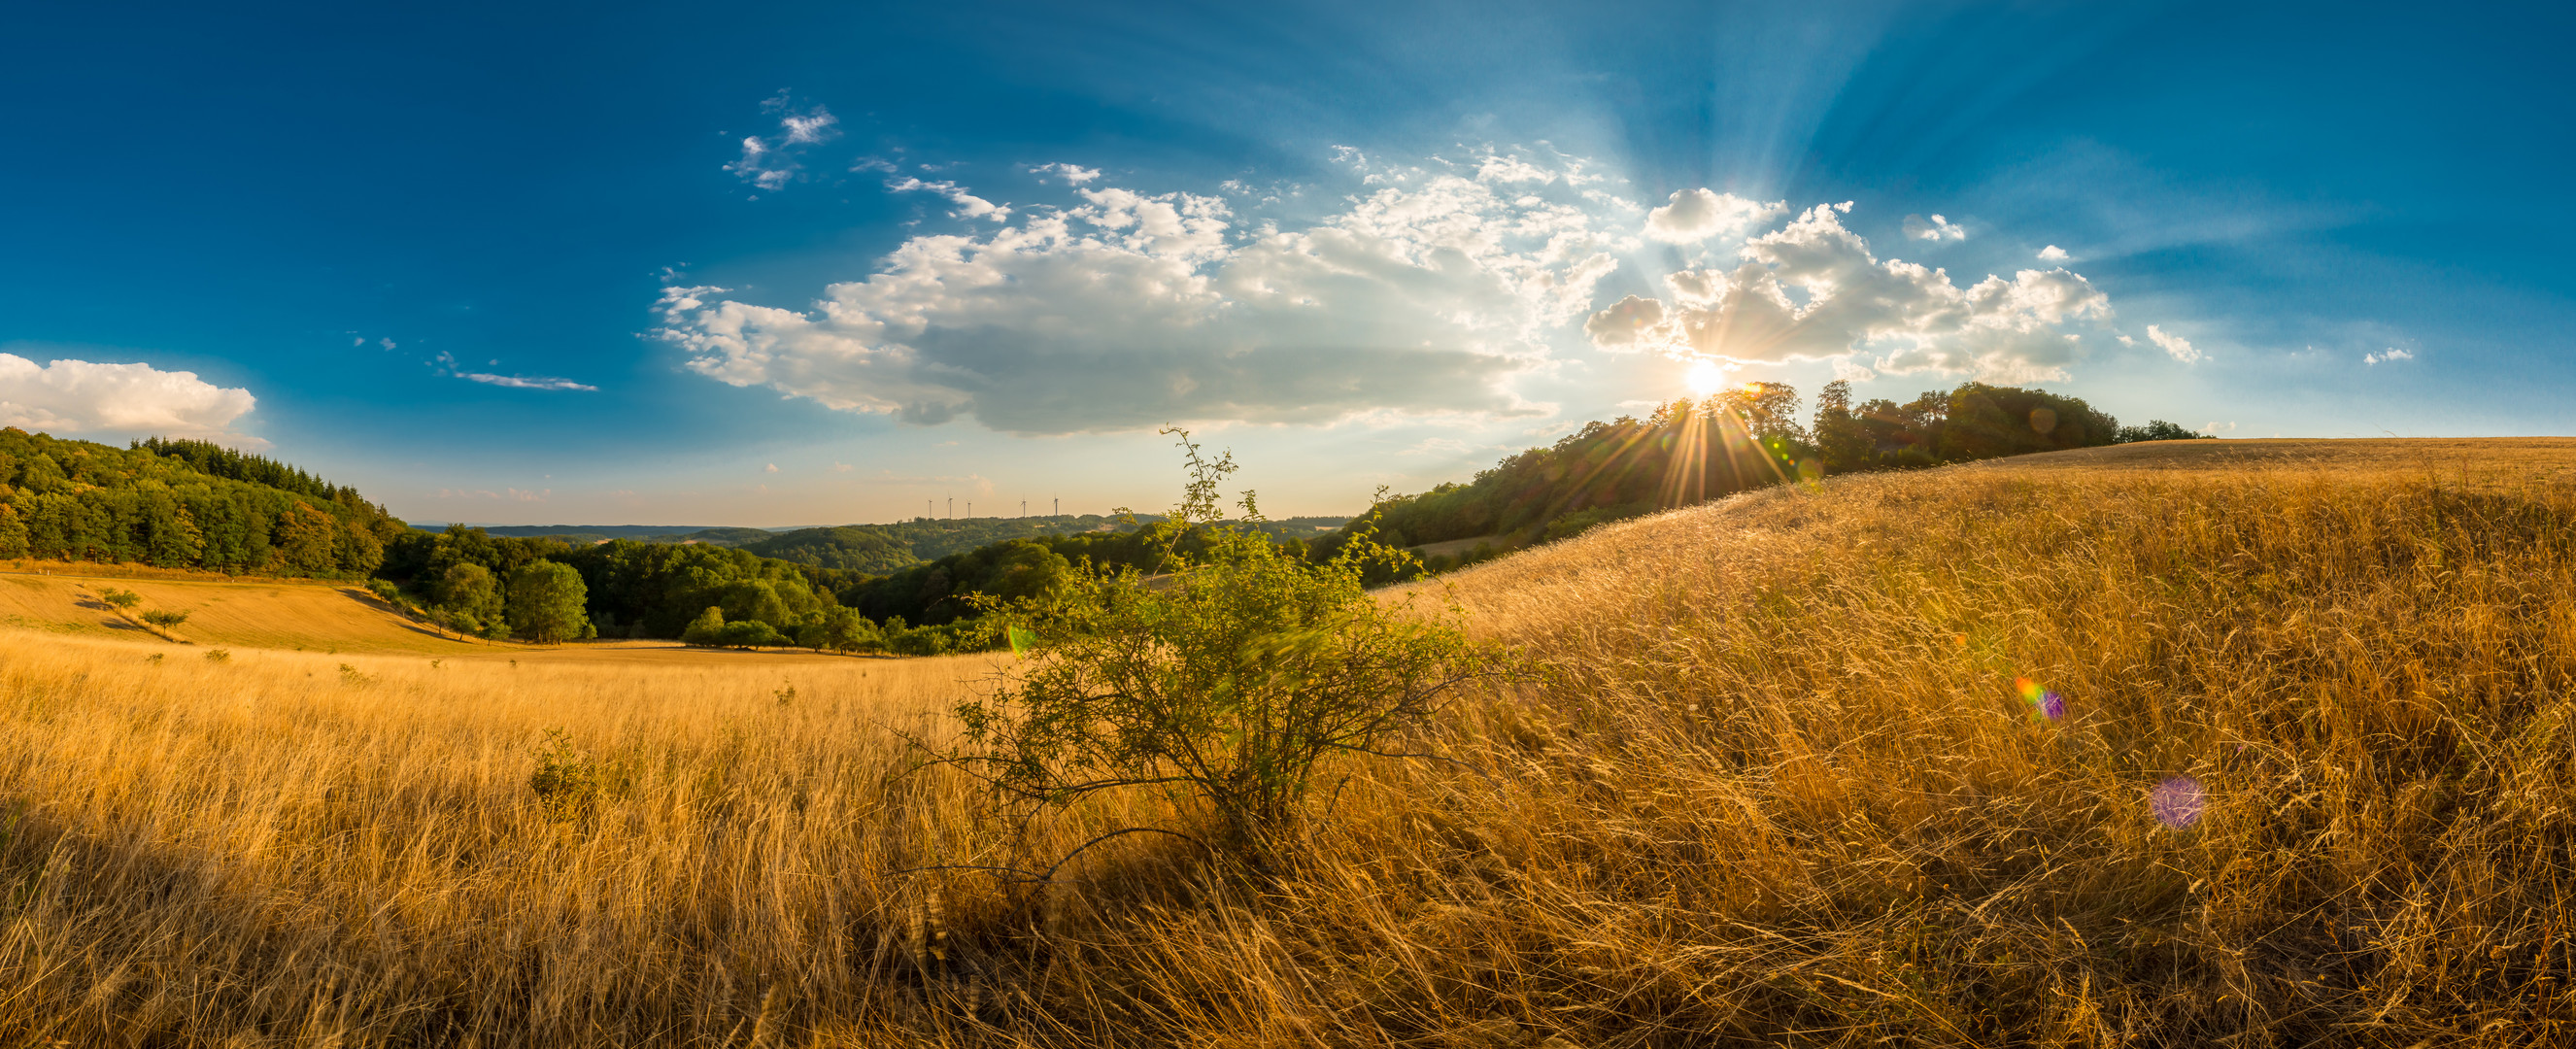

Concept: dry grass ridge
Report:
left=5, top=437, right=2576, bottom=1045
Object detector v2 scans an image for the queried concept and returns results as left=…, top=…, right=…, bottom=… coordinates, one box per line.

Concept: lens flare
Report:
left=2014, top=677, right=2064, bottom=720
left=2151, top=776, right=2205, bottom=829
left=1683, top=358, right=1725, bottom=396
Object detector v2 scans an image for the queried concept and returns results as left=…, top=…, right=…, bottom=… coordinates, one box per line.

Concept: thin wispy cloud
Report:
left=724, top=91, right=837, bottom=192
left=433, top=352, right=596, bottom=391
left=2145, top=324, right=2201, bottom=363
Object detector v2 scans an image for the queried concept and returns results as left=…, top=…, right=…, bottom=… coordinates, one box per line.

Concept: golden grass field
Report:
left=8, top=437, right=2576, bottom=1046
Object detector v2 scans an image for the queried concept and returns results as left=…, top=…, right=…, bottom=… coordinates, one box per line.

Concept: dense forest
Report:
left=1341, top=380, right=2208, bottom=565
left=0, top=430, right=405, bottom=576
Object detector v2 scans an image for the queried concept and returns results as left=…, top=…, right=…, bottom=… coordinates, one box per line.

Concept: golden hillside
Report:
left=5, top=437, right=2574, bottom=1046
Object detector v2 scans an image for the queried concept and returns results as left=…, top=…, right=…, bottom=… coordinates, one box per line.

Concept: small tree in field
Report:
left=138, top=608, right=190, bottom=639
left=947, top=429, right=1506, bottom=861
left=505, top=561, right=591, bottom=644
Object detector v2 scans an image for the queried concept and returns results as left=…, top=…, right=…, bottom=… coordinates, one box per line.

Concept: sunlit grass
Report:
left=7, top=447, right=2576, bottom=1045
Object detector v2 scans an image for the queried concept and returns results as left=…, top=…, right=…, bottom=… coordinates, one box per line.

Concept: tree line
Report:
left=0, top=429, right=404, bottom=576
left=1341, top=381, right=2209, bottom=566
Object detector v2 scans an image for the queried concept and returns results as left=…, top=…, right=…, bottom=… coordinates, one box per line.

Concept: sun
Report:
left=1683, top=358, right=1726, bottom=397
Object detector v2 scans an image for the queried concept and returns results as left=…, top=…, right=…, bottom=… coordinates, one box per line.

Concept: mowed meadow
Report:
left=7, top=438, right=2576, bottom=1046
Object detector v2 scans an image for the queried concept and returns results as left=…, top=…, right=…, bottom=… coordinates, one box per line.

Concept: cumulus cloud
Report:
left=0, top=354, right=261, bottom=445
left=1586, top=203, right=2113, bottom=382
left=2364, top=347, right=2415, bottom=364
left=1644, top=188, right=1785, bottom=243
left=2037, top=245, right=2071, bottom=261
left=1903, top=214, right=1968, bottom=242
left=724, top=92, right=837, bottom=191
left=658, top=157, right=1623, bottom=434
left=1030, top=162, right=1101, bottom=185
left=2145, top=324, right=2200, bottom=363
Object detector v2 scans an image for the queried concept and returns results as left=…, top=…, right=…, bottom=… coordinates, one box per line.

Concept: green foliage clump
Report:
left=97, top=587, right=141, bottom=610
left=950, top=431, right=1504, bottom=854
left=202, top=648, right=229, bottom=663
left=504, top=560, right=593, bottom=644
left=2116, top=419, right=2212, bottom=443
left=526, top=728, right=598, bottom=822
left=138, top=609, right=189, bottom=636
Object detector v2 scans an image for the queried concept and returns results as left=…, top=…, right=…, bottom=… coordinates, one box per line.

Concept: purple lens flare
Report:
left=2151, top=776, right=2205, bottom=829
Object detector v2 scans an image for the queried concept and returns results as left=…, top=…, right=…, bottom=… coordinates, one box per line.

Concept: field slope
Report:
left=6, top=437, right=2576, bottom=1046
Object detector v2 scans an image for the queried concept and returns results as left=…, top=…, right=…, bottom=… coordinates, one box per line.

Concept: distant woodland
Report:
left=1339, top=380, right=2208, bottom=571
left=0, top=380, right=2202, bottom=653
left=0, top=431, right=406, bottom=576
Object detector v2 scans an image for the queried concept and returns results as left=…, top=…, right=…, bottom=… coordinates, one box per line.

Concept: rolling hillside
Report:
left=6, top=436, right=2575, bottom=1046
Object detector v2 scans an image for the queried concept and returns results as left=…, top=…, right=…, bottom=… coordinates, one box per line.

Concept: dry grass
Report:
left=10, top=443, right=2576, bottom=1045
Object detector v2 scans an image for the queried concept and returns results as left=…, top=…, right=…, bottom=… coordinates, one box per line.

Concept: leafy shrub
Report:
left=202, top=648, right=229, bottom=663
left=97, top=587, right=140, bottom=610
left=950, top=430, right=1507, bottom=855
left=527, top=728, right=599, bottom=822
left=138, top=609, right=189, bottom=630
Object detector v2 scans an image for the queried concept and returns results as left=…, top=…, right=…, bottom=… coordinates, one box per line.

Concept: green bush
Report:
left=950, top=430, right=1507, bottom=855
left=526, top=728, right=598, bottom=822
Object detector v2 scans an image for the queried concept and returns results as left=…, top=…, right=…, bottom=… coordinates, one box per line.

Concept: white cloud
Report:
left=1031, top=162, right=1102, bottom=185
left=1475, top=155, right=1556, bottom=185
left=888, top=177, right=1009, bottom=221
left=659, top=154, right=1623, bottom=434
left=1903, top=214, right=1967, bottom=242
left=459, top=373, right=599, bottom=391
left=2145, top=324, right=2200, bottom=363
left=0, top=354, right=261, bottom=446
left=380, top=337, right=397, bottom=351
left=724, top=92, right=837, bottom=192
left=1586, top=203, right=2114, bottom=383
left=2364, top=347, right=2416, bottom=365
left=764, top=462, right=779, bottom=473
left=2037, top=245, right=2071, bottom=261
left=432, top=352, right=596, bottom=391
left=1644, top=188, right=1785, bottom=244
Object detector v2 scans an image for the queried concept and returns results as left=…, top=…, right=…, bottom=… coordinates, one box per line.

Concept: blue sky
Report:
left=4, top=1, right=2569, bottom=526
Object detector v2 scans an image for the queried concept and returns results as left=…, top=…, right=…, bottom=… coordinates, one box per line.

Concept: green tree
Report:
left=680, top=606, right=726, bottom=646
left=505, top=560, right=591, bottom=644
left=717, top=579, right=792, bottom=630
left=138, top=608, right=190, bottom=638
left=815, top=605, right=882, bottom=654
left=0, top=505, right=27, bottom=559
left=437, top=562, right=506, bottom=635
left=1811, top=379, right=1875, bottom=474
